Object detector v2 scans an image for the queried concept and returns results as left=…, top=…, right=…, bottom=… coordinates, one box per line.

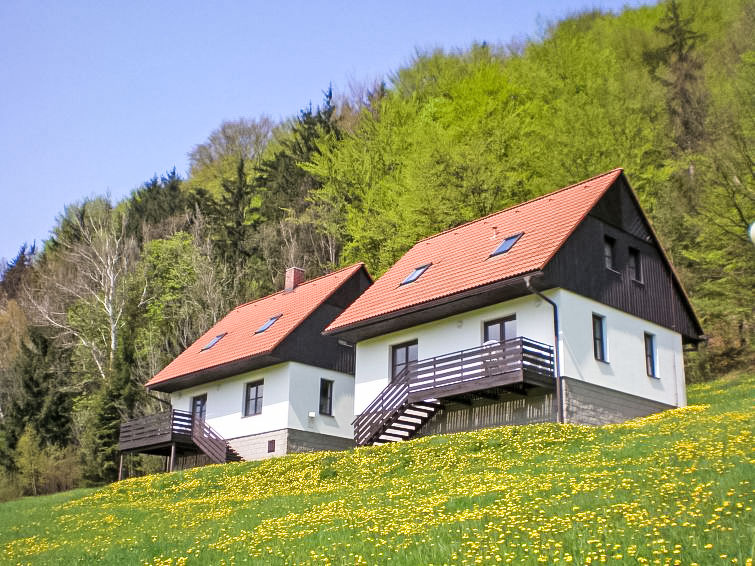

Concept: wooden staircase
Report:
left=353, top=338, right=555, bottom=447
left=370, top=399, right=442, bottom=445
left=225, top=444, right=243, bottom=462
left=353, top=368, right=441, bottom=446
left=190, top=413, right=235, bottom=464
left=119, top=410, right=244, bottom=477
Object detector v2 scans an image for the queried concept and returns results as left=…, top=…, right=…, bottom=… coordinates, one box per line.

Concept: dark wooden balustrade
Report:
left=119, top=409, right=193, bottom=452
left=119, top=409, right=229, bottom=465
left=190, top=414, right=228, bottom=464
left=353, top=337, right=554, bottom=446
left=408, top=337, right=554, bottom=401
left=353, top=368, right=411, bottom=446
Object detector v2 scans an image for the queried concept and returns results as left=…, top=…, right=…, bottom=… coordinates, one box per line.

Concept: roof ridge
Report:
left=413, top=168, right=624, bottom=245
left=232, top=262, right=365, bottom=311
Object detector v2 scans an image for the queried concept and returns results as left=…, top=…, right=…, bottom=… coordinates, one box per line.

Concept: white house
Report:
left=119, top=263, right=371, bottom=469
left=324, top=169, right=703, bottom=446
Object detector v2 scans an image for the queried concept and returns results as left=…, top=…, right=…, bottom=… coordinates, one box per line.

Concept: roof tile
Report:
left=146, top=263, right=365, bottom=388
left=326, top=169, right=623, bottom=333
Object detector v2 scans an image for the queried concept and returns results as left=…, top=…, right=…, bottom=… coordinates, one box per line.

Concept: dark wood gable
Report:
left=150, top=267, right=371, bottom=393
left=274, top=267, right=372, bottom=372
left=542, top=174, right=703, bottom=343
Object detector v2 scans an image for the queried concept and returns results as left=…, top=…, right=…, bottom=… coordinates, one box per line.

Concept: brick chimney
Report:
left=284, top=267, right=305, bottom=292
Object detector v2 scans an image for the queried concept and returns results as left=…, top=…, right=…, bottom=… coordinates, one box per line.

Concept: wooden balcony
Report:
left=408, top=337, right=555, bottom=402
left=119, top=410, right=240, bottom=476
left=354, top=337, right=555, bottom=446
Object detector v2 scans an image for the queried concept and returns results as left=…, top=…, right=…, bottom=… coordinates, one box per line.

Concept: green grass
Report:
left=1, top=372, right=753, bottom=565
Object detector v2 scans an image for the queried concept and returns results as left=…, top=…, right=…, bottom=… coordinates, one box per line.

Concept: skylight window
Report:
left=400, top=264, right=431, bottom=285
left=201, top=332, right=227, bottom=351
left=255, top=314, right=282, bottom=334
left=490, top=232, right=523, bottom=257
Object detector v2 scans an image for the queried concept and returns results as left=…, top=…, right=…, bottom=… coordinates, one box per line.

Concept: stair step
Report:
left=396, top=415, right=423, bottom=424
left=404, top=409, right=431, bottom=418
left=378, top=433, right=404, bottom=442
left=412, top=403, right=440, bottom=411
left=383, top=428, right=410, bottom=437
left=390, top=422, right=418, bottom=431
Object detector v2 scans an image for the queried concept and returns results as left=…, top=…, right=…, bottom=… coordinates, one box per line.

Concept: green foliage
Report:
left=124, top=169, right=194, bottom=246
left=187, top=117, right=274, bottom=198
left=0, top=327, right=74, bottom=461
left=0, top=370, right=751, bottom=564
left=14, top=426, right=81, bottom=498
left=14, top=426, right=44, bottom=496
left=0, top=0, right=752, bottom=502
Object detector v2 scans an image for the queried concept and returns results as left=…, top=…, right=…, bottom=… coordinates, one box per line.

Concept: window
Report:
left=629, top=247, right=642, bottom=282
left=592, top=314, right=607, bottom=362
left=191, top=394, right=207, bottom=421
left=201, top=333, right=226, bottom=351
left=267, top=439, right=275, bottom=453
left=319, top=379, right=334, bottom=415
left=644, top=333, right=656, bottom=377
left=484, top=315, right=517, bottom=343
left=490, top=232, right=523, bottom=258
left=401, top=264, right=431, bottom=285
left=244, top=380, right=263, bottom=416
left=604, top=236, right=616, bottom=270
left=391, top=340, right=418, bottom=380
left=255, top=314, right=281, bottom=334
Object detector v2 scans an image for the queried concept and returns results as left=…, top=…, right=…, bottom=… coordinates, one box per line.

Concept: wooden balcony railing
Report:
left=353, top=337, right=554, bottom=446
left=407, top=337, right=554, bottom=401
left=353, top=367, right=411, bottom=446
left=190, top=414, right=228, bottom=464
left=119, top=409, right=227, bottom=464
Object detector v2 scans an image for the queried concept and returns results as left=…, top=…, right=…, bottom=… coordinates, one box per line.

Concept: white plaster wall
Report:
left=353, top=294, right=554, bottom=414
left=287, top=362, right=355, bottom=439
left=170, top=363, right=290, bottom=440
left=353, top=288, right=687, bottom=415
left=554, top=289, right=686, bottom=407
left=169, top=362, right=356, bottom=441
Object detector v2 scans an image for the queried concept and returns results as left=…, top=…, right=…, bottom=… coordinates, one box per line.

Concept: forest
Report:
left=0, top=0, right=752, bottom=498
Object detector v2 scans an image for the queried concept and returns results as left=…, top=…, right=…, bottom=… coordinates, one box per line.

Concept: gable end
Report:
left=542, top=176, right=703, bottom=342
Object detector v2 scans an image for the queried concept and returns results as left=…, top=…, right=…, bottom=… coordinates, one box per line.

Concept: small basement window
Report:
left=401, top=264, right=431, bottom=285
left=201, top=332, right=227, bottom=351
left=255, top=314, right=282, bottom=334
left=490, top=232, right=523, bottom=258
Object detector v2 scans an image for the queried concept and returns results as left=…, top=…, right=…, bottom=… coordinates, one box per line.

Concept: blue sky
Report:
left=0, top=0, right=651, bottom=263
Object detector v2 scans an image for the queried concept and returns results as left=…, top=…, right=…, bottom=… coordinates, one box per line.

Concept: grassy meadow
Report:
left=1, top=371, right=752, bottom=565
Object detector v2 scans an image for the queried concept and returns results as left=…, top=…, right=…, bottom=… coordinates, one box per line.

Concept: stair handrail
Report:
left=353, top=366, right=411, bottom=445
left=188, top=412, right=228, bottom=464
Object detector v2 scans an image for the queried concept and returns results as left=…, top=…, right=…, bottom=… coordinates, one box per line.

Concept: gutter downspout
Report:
left=523, top=276, right=563, bottom=424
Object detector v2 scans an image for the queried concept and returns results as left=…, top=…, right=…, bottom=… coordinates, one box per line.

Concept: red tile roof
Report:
left=325, top=169, right=624, bottom=334
left=146, top=263, right=366, bottom=389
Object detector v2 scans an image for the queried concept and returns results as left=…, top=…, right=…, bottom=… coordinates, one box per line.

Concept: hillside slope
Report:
left=1, top=372, right=752, bottom=565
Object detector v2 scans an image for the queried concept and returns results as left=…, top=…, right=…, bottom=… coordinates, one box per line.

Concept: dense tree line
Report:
left=0, top=0, right=751, bottom=498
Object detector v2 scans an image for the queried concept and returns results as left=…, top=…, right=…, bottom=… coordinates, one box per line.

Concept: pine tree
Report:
left=2, top=327, right=74, bottom=460
left=644, top=0, right=708, bottom=152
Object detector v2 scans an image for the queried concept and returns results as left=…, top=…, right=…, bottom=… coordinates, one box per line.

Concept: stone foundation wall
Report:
left=287, top=429, right=355, bottom=453
left=227, top=429, right=289, bottom=461
left=562, top=377, right=674, bottom=426
left=227, top=428, right=355, bottom=461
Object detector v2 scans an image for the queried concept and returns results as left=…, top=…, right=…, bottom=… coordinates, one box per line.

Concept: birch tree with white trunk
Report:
left=24, top=199, right=138, bottom=384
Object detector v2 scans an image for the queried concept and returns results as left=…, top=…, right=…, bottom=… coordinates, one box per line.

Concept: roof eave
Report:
left=325, top=270, right=545, bottom=342
left=146, top=350, right=279, bottom=393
